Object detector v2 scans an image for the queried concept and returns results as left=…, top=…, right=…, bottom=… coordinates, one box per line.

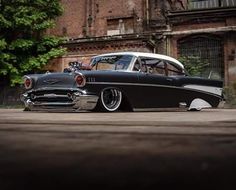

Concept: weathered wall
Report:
left=226, top=32, right=236, bottom=84
left=49, top=0, right=86, bottom=38
left=48, top=0, right=236, bottom=84
left=47, top=38, right=153, bottom=72
left=166, top=13, right=236, bottom=84
left=50, top=0, right=145, bottom=38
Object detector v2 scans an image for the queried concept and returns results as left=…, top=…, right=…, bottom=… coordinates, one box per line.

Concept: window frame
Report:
left=138, top=56, right=185, bottom=76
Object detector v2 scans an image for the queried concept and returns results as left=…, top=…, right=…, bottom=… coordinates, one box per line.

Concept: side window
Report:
left=140, top=57, right=167, bottom=76
left=138, top=57, right=184, bottom=76
left=152, top=60, right=167, bottom=76
left=96, top=61, right=115, bottom=70
left=138, top=57, right=148, bottom=72
left=140, top=60, right=147, bottom=72
left=165, top=61, right=184, bottom=76
left=133, top=59, right=141, bottom=71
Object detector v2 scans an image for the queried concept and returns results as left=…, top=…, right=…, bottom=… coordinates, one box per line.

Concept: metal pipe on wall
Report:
left=146, top=0, right=149, bottom=26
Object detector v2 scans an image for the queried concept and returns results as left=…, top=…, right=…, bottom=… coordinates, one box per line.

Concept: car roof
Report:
left=92, top=52, right=184, bottom=69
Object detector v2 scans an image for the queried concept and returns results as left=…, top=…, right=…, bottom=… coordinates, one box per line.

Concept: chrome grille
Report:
left=29, top=90, right=75, bottom=103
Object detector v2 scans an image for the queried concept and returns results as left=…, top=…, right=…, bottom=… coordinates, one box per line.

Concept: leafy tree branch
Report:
left=0, top=0, right=66, bottom=85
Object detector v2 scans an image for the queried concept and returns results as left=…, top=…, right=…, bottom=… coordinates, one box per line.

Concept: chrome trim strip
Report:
left=86, top=81, right=222, bottom=98
left=35, top=94, right=69, bottom=99
left=21, top=93, right=99, bottom=111
left=86, top=81, right=174, bottom=88
left=33, top=102, right=74, bottom=106
left=28, top=87, right=82, bottom=93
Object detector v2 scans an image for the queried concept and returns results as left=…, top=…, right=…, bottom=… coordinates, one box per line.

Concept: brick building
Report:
left=48, top=0, right=236, bottom=85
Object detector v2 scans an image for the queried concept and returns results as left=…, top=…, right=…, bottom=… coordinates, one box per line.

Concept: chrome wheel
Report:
left=101, top=88, right=122, bottom=112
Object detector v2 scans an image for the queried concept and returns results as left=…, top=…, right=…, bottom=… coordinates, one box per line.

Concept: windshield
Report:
left=90, top=54, right=134, bottom=71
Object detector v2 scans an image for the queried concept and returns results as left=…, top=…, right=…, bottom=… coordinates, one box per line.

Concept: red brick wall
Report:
left=50, top=0, right=145, bottom=38
left=49, top=0, right=86, bottom=38
left=169, top=19, right=236, bottom=84
left=92, top=0, right=144, bottom=36
left=48, top=0, right=236, bottom=85
left=172, top=21, right=226, bottom=31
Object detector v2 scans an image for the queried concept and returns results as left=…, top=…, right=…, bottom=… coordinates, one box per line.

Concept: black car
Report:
left=21, top=52, right=224, bottom=112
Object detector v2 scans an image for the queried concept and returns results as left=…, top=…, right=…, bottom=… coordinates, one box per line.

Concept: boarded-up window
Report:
left=107, top=17, right=134, bottom=35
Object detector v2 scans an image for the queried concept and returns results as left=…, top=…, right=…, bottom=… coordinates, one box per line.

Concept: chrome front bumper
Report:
left=21, top=92, right=99, bottom=111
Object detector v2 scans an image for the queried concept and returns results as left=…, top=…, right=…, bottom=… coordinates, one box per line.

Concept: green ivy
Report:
left=178, top=56, right=209, bottom=77
left=224, top=82, right=236, bottom=108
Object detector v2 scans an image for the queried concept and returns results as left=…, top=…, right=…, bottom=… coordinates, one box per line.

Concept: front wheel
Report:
left=99, top=88, right=122, bottom=112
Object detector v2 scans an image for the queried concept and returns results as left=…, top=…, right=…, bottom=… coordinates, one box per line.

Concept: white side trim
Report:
left=189, top=98, right=212, bottom=111
left=184, top=85, right=222, bottom=96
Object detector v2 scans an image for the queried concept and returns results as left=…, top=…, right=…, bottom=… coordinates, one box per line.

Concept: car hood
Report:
left=33, top=72, right=76, bottom=89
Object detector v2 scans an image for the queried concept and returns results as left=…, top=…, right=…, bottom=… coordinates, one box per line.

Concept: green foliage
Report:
left=9, top=39, right=34, bottom=50
left=178, top=56, right=209, bottom=77
left=223, top=82, right=236, bottom=107
left=0, top=0, right=66, bottom=85
left=0, top=39, right=7, bottom=50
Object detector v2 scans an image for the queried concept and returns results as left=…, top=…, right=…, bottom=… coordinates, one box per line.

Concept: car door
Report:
left=136, top=57, right=183, bottom=109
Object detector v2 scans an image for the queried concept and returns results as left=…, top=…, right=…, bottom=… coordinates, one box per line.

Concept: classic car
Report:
left=21, top=52, right=224, bottom=112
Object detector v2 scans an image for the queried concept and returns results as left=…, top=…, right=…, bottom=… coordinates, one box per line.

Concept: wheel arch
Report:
left=95, top=86, right=133, bottom=112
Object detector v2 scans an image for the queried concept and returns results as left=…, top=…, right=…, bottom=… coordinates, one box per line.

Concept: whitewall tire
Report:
left=100, top=88, right=122, bottom=112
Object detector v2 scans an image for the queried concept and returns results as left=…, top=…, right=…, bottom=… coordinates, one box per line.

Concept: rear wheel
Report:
left=100, top=88, right=122, bottom=112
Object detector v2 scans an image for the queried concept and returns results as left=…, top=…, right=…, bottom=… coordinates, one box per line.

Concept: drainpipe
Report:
left=166, top=36, right=170, bottom=56
left=146, top=0, right=150, bottom=27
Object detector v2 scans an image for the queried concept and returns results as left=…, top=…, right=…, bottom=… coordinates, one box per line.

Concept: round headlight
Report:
left=24, top=76, right=33, bottom=89
left=75, top=73, right=86, bottom=87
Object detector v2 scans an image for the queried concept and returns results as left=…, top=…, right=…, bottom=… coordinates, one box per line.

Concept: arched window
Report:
left=177, top=35, right=224, bottom=79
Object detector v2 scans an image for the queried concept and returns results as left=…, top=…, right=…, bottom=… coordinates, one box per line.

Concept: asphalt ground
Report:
left=0, top=109, right=236, bottom=189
